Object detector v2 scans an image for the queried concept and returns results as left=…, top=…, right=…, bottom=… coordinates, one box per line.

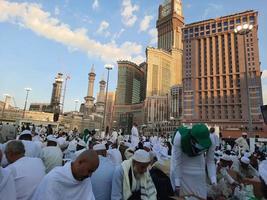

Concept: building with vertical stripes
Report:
left=183, top=10, right=263, bottom=129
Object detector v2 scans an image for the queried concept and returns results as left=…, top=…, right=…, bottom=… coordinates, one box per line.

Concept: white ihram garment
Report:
left=170, top=132, right=217, bottom=199
left=6, top=157, right=45, bottom=200
left=107, top=148, right=122, bottom=165
left=42, top=146, right=63, bottom=173
left=0, top=167, right=16, bottom=200
left=131, top=126, right=139, bottom=148
left=31, top=162, right=95, bottom=200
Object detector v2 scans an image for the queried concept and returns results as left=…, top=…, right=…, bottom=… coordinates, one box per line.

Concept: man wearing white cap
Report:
left=111, top=149, right=157, bottom=200
left=18, top=130, right=42, bottom=158
left=107, top=143, right=122, bottom=166
left=74, top=139, right=87, bottom=158
left=5, top=140, right=45, bottom=200
left=209, top=154, right=238, bottom=199
left=91, top=144, right=115, bottom=200
left=41, top=135, right=63, bottom=173
left=0, top=149, right=16, bottom=200
left=235, top=132, right=249, bottom=152
left=231, top=156, right=259, bottom=181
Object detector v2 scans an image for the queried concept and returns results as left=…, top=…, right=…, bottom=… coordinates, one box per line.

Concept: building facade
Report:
left=29, top=103, right=51, bottom=112
left=182, top=10, right=263, bottom=129
left=170, top=84, right=183, bottom=119
left=116, top=61, right=146, bottom=105
left=105, top=92, right=116, bottom=130
left=113, top=61, right=146, bottom=132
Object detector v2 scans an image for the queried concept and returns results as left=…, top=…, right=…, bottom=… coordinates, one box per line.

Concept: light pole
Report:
left=234, top=24, right=253, bottom=135
left=23, top=87, right=32, bottom=119
left=74, top=99, right=79, bottom=112
left=102, top=64, right=113, bottom=134
left=1, top=94, right=11, bottom=119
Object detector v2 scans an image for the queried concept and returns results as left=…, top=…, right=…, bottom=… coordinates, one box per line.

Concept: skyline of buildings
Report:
left=0, top=0, right=266, bottom=133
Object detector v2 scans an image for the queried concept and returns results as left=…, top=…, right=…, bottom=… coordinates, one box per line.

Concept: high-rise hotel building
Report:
left=113, top=61, right=146, bottom=132
left=183, top=10, right=263, bottom=129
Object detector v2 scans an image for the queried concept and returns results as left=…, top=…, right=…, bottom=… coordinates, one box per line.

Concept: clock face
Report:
left=162, top=2, right=171, bottom=17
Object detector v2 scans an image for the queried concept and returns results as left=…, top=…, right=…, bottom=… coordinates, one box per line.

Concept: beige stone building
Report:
left=105, top=92, right=116, bottom=130
left=183, top=10, right=263, bottom=129
left=146, top=48, right=183, bottom=96
left=145, top=0, right=184, bottom=126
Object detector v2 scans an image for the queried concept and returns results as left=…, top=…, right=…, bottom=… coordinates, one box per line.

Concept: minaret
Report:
left=97, top=76, right=106, bottom=103
left=84, top=65, right=96, bottom=113
left=96, top=76, right=106, bottom=114
left=50, top=73, right=64, bottom=113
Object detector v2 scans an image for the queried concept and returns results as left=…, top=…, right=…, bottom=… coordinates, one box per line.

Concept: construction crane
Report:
left=61, top=75, right=71, bottom=114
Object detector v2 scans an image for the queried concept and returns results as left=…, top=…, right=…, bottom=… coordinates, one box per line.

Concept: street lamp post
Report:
left=234, top=23, right=253, bottom=134
left=23, top=88, right=32, bottom=119
left=74, top=100, right=79, bottom=112
left=102, top=64, right=113, bottom=134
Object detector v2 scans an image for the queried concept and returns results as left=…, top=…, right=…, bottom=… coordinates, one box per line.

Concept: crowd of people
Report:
left=0, top=122, right=266, bottom=200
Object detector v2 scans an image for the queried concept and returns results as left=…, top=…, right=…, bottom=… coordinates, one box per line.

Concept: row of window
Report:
left=184, top=15, right=255, bottom=34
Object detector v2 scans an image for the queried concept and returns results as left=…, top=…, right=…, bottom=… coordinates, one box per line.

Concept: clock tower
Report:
left=157, top=0, right=184, bottom=51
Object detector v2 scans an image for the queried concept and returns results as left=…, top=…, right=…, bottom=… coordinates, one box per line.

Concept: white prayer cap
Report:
left=20, top=130, right=32, bottom=136
left=93, top=144, right=106, bottom=151
left=259, top=160, right=267, bottom=184
left=242, top=132, right=248, bottom=136
left=143, top=142, right=151, bottom=149
left=221, top=154, right=232, bottom=161
left=77, top=139, right=86, bottom=148
left=132, top=149, right=151, bottom=163
left=241, top=156, right=250, bottom=164
left=47, top=135, right=57, bottom=143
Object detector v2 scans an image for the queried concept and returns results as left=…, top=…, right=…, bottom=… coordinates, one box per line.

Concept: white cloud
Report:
left=54, top=6, right=60, bottom=16
left=121, top=0, right=139, bottom=27
left=148, top=28, right=157, bottom=45
left=96, top=20, right=110, bottom=37
left=92, top=0, right=99, bottom=10
left=112, top=28, right=125, bottom=41
left=0, top=0, right=143, bottom=64
left=262, top=70, right=267, bottom=79
left=139, top=15, right=153, bottom=32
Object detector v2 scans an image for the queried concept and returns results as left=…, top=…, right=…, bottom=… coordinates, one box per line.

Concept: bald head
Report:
left=71, top=150, right=99, bottom=181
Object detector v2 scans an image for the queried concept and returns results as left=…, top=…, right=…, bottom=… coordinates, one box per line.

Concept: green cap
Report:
left=191, top=124, right=211, bottom=149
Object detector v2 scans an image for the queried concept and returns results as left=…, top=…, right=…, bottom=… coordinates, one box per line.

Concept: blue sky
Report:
left=0, top=0, right=266, bottom=112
